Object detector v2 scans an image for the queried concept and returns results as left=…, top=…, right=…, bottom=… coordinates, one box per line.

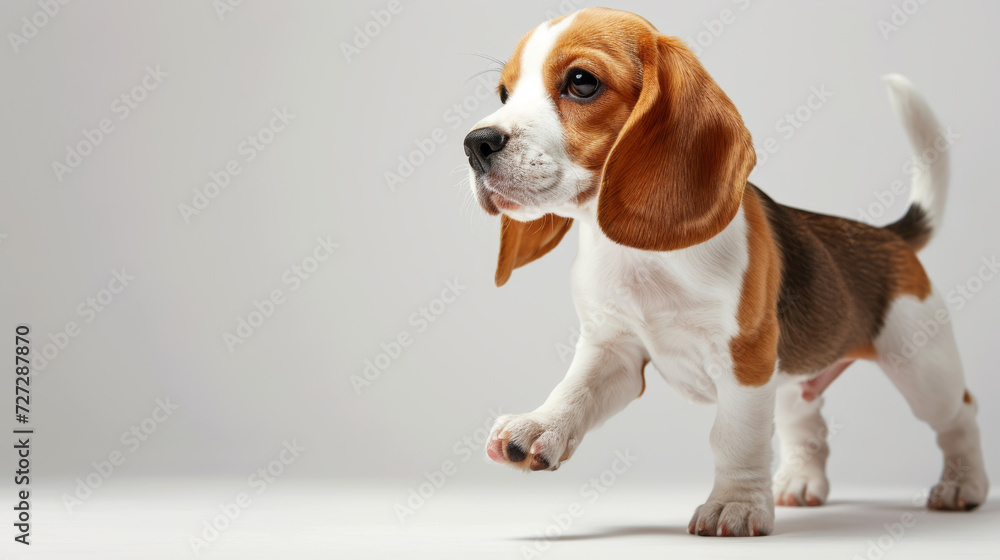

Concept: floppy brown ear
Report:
left=495, top=214, right=573, bottom=287
left=597, top=34, right=756, bottom=251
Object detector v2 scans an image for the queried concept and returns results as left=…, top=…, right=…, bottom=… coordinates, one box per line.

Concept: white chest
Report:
left=569, top=211, right=750, bottom=402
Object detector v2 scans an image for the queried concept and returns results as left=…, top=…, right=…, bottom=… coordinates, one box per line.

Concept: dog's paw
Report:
left=927, top=462, right=989, bottom=511
left=773, top=469, right=829, bottom=507
left=486, top=413, right=576, bottom=471
left=688, top=489, right=774, bottom=537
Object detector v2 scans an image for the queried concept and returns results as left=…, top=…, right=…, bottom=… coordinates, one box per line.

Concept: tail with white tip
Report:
left=882, top=74, right=951, bottom=251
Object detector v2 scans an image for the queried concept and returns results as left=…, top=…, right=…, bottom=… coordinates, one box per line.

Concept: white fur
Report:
left=767, top=80, right=978, bottom=511
left=773, top=379, right=831, bottom=506
left=477, top=9, right=775, bottom=536
left=469, top=13, right=591, bottom=221
left=884, top=74, right=950, bottom=233
left=874, top=293, right=989, bottom=509
left=769, top=291, right=989, bottom=512
left=471, top=12, right=983, bottom=537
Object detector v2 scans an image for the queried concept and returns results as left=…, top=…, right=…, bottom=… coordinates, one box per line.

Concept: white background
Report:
left=1, top=1, right=999, bottom=558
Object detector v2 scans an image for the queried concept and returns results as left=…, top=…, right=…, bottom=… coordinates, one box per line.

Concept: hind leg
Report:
left=874, top=293, right=989, bottom=510
left=773, top=358, right=854, bottom=506
left=773, top=380, right=832, bottom=506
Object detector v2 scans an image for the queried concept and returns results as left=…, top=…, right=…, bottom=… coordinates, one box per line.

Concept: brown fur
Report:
left=495, top=214, right=573, bottom=287
left=595, top=26, right=756, bottom=251
left=731, top=188, right=782, bottom=386
left=498, top=32, right=529, bottom=99
left=845, top=342, right=879, bottom=361
left=489, top=9, right=935, bottom=393
left=638, top=359, right=650, bottom=397
left=544, top=10, right=644, bottom=176
left=886, top=205, right=933, bottom=251
left=493, top=9, right=756, bottom=283
left=754, top=186, right=932, bottom=376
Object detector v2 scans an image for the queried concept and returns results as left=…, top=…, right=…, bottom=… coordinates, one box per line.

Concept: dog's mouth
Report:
left=476, top=183, right=525, bottom=215
left=488, top=190, right=522, bottom=212
left=473, top=169, right=570, bottom=216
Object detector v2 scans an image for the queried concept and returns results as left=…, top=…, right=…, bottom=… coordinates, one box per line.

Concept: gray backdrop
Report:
left=2, top=0, right=998, bottom=498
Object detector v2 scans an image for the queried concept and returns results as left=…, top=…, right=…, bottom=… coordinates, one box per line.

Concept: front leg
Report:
left=689, top=372, right=777, bottom=537
left=486, top=335, right=645, bottom=471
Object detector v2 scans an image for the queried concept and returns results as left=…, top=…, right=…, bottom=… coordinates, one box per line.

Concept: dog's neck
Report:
left=552, top=197, right=750, bottom=271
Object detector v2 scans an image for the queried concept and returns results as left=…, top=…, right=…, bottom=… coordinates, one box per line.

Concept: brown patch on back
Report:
left=753, top=185, right=935, bottom=375
left=844, top=342, right=878, bottom=361
left=730, top=188, right=782, bottom=386
left=964, top=390, right=973, bottom=404
left=894, top=249, right=932, bottom=299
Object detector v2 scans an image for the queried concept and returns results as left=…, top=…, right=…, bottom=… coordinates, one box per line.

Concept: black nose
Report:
left=463, top=127, right=508, bottom=174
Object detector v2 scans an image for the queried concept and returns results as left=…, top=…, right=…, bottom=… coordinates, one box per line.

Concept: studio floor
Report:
left=10, top=479, right=999, bottom=559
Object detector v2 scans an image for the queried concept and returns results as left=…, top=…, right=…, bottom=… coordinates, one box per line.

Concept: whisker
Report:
left=462, top=190, right=478, bottom=218
left=461, top=51, right=508, bottom=67
left=456, top=182, right=489, bottom=227
left=465, top=67, right=502, bottom=84
left=533, top=214, right=547, bottom=234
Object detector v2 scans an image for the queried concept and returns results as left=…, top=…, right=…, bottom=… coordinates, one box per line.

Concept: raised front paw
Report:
left=688, top=489, right=774, bottom=537
left=486, top=412, right=577, bottom=471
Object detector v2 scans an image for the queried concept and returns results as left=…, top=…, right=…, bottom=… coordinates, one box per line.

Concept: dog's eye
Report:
left=566, top=69, right=600, bottom=99
left=499, top=85, right=509, bottom=104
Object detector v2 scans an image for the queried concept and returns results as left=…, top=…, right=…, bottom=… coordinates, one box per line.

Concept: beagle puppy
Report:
left=462, top=8, right=987, bottom=536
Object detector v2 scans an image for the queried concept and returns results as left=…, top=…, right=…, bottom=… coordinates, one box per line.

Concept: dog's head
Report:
left=463, top=8, right=756, bottom=286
